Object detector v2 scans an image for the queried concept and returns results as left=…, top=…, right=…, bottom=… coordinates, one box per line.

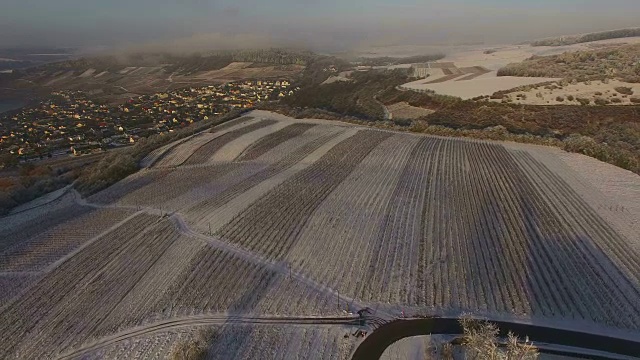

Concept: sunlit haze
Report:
left=2, top=0, right=640, bottom=51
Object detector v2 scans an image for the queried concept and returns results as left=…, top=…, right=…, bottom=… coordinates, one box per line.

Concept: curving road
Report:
left=351, top=317, right=640, bottom=360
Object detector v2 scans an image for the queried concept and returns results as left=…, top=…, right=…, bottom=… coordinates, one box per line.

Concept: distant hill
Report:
left=0, top=47, right=76, bottom=71
left=531, top=27, right=640, bottom=47
left=497, top=43, right=640, bottom=83
left=0, top=49, right=312, bottom=104
left=27, top=49, right=314, bottom=75
left=354, top=54, right=445, bottom=67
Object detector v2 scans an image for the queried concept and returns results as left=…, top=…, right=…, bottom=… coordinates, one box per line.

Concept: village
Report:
left=0, top=79, right=294, bottom=162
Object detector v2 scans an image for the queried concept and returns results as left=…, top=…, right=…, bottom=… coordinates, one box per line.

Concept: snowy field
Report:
left=1, top=111, right=639, bottom=359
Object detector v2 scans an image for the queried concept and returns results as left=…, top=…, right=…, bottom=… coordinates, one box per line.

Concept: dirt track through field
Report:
left=423, top=74, right=461, bottom=84
left=171, top=214, right=379, bottom=317
left=207, top=121, right=289, bottom=163
left=56, top=314, right=360, bottom=360
left=455, top=67, right=492, bottom=81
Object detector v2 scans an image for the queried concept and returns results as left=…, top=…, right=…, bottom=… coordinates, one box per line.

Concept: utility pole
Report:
left=337, top=289, right=340, bottom=310
left=209, top=223, right=212, bottom=236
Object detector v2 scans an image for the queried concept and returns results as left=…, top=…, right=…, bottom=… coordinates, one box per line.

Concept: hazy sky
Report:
left=1, top=0, right=639, bottom=52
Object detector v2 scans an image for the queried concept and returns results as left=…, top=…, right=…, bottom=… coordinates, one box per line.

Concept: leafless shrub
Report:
left=459, top=318, right=539, bottom=360
left=504, top=333, right=539, bottom=360
left=460, top=318, right=499, bottom=359
left=497, top=44, right=640, bottom=82
left=170, top=330, right=213, bottom=360
left=442, top=342, right=455, bottom=360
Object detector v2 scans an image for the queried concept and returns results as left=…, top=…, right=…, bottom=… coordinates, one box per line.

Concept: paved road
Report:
left=351, top=317, right=640, bottom=360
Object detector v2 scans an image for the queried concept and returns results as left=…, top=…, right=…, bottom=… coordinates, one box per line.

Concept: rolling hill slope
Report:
left=0, top=111, right=639, bottom=359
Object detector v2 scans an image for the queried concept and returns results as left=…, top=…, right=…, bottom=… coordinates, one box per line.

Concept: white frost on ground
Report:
left=0, top=191, right=77, bottom=233
left=8, top=185, right=72, bottom=215
left=553, top=150, right=640, bottom=247
left=504, top=142, right=640, bottom=249
left=247, top=109, right=359, bottom=128
left=153, top=117, right=261, bottom=168
left=396, top=37, right=640, bottom=99
left=191, top=128, right=359, bottom=233
left=404, top=73, right=560, bottom=99
left=492, top=79, right=640, bottom=106
left=380, top=335, right=451, bottom=360
left=207, top=120, right=288, bottom=163
left=3, top=110, right=640, bottom=360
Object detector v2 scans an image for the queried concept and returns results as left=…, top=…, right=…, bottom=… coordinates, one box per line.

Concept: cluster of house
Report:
left=0, top=80, right=296, bottom=161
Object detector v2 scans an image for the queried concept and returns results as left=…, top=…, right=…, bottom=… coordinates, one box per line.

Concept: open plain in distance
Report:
left=1, top=111, right=639, bottom=359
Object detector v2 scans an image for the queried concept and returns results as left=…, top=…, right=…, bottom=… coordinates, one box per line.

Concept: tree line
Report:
left=532, top=28, right=640, bottom=47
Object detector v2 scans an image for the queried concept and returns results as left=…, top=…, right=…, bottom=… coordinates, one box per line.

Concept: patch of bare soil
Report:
left=387, top=102, right=435, bottom=119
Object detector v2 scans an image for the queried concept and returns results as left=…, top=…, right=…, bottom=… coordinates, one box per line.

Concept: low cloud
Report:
left=120, top=32, right=303, bottom=54
left=2, top=0, right=639, bottom=54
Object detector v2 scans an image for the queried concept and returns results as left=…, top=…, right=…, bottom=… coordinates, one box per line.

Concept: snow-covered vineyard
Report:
left=1, top=110, right=639, bottom=359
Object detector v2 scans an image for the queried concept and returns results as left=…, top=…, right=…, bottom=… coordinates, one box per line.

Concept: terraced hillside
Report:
left=1, top=110, right=639, bottom=359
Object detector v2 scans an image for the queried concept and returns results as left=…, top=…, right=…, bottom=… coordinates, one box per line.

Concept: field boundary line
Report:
left=6, top=185, right=73, bottom=216
left=42, top=206, right=150, bottom=274
left=143, top=114, right=259, bottom=168
left=170, top=214, right=389, bottom=319
left=0, top=271, right=41, bottom=276
left=207, top=120, right=289, bottom=163
left=88, top=223, right=185, bottom=342
left=152, top=117, right=261, bottom=168
left=69, top=191, right=384, bottom=320
left=142, top=133, right=197, bottom=168
left=181, top=118, right=272, bottom=166
left=0, top=208, right=155, bottom=314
